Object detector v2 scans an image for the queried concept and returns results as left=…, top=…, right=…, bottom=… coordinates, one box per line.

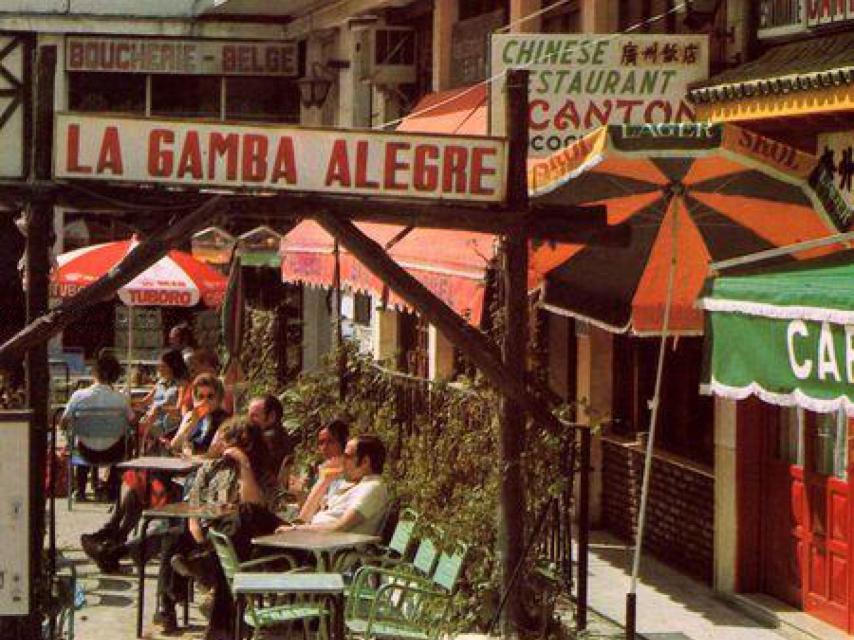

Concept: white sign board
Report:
left=817, top=131, right=854, bottom=216
left=490, top=34, right=708, bottom=160
left=54, top=113, right=508, bottom=203
left=65, top=36, right=299, bottom=76
left=0, top=413, right=29, bottom=615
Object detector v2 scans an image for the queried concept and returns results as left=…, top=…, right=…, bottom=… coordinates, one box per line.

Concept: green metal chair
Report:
left=345, top=538, right=469, bottom=640
left=208, top=529, right=328, bottom=638
left=358, top=508, right=420, bottom=568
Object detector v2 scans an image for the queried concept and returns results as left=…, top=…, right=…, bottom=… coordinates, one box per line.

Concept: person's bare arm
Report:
left=301, top=508, right=364, bottom=532
left=224, top=447, right=265, bottom=506
left=297, top=475, right=334, bottom=522
left=169, top=412, right=196, bottom=452
left=188, top=517, right=205, bottom=543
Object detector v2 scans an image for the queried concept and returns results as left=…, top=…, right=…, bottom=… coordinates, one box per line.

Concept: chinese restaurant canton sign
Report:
left=65, top=36, right=298, bottom=76
left=54, top=113, right=507, bottom=203
left=490, top=34, right=708, bottom=158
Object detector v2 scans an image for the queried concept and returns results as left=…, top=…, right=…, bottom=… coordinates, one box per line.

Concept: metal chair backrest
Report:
left=70, top=406, right=129, bottom=447
left=431, top=540, right=468, bottom=593
left=208, top=529, right=262, bottom=628
left=386, top=508, right=419, bottom=559
left=411, top=534, right=440, bottom=578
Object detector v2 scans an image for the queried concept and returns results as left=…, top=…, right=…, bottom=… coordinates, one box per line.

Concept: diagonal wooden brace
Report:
left=314, top=210, right=570, bottom=434
left=0, top=196, right=222, bottom=371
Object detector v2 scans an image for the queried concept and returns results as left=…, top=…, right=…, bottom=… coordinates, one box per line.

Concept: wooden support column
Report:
left=499, top=68, right=530, bottom=638
left=0, top=197, right=222, bottom=371
left=18, top=44, right=55, bottom=640
left=313, top=212, right=568, bottom=436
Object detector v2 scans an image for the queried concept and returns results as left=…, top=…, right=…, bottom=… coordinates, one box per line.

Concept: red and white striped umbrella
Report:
left=52, top=236, right=227, bottom=307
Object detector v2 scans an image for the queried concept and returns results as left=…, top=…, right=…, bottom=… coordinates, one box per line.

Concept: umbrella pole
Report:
left=126, top=306, right=132, bottom=397
left=626, top=199, right=680, bottom=639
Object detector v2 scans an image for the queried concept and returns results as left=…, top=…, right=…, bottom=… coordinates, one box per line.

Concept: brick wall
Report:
left=601, top=438, right=714, bottom=583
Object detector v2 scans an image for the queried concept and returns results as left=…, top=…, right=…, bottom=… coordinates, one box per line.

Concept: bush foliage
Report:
left=241, top=311, right=579, bottom=632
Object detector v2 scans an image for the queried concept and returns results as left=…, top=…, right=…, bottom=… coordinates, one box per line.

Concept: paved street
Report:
left=54, top=500, right=207, bottom=640
left=53, top=499, right=807, bottom=640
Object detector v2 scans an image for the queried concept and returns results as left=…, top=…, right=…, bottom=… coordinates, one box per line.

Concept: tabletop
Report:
left=234, top=572, right=344, bottom=595
left=252, top=529, right=380, bottom=553
left=117, top=456, right=201, bottom=474
left=142, top=501, right=236, bottom=520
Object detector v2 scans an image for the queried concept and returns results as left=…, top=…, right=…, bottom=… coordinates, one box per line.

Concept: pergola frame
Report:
left=0, top=50, right=613, bottom=639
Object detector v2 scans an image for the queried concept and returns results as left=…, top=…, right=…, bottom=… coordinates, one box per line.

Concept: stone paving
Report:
left=52, top=499, right=803, bottom=640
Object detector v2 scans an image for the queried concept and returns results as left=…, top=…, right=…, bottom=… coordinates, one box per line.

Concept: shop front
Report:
left=701, top=249, right=854, bottom=631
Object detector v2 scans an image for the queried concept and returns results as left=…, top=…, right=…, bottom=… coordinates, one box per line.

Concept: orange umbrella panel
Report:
left=530, top=123, right=847, bottom=335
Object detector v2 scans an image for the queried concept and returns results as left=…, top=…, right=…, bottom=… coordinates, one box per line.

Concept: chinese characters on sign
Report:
left=817, top=131, right=854, bottom=227
left=65, top=36, right=299, bottom=76
left=489, top=34, right=709, bottom=161
left=54, top=113, right=508, bottom=203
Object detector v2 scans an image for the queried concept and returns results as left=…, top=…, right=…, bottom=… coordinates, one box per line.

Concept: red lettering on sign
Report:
left=470, top=147, right=495, bottom=196
left=530, top=100, right=551, bottom=131
left=96, top=126, right=124, bottom=175
left=177, top=130, right=203, bottom=179
left=354, top=141, right=378, bottom=188
left=325, top=140, right=351, bottom=187
left=413, top=145, right=438, bottom=192
left=442, top=146, right=468, bottom=193
left=128, top=289, right=192, bottom=305
left=208, top=132, right=239, bottom=180
left=271, top=137, right=297, bottom=184
left=384, top=142, right=410, bottom=190
left=242, top=134, right=268, bottom=182
left=66, top=124, right=92, bottom=174
left=148, top=129, right=174, bottom=177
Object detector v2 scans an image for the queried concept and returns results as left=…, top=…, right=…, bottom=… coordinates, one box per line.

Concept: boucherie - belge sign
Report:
left=54, top=113, right=508, bottom=203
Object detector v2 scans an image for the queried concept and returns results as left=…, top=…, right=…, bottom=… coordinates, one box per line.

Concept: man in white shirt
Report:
left=61, top=352, right=133, bottom=500
left=278, top=434, right=389, bottom=535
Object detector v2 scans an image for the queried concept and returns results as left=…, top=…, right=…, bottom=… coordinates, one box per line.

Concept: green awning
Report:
left=699, top=250, right=854, bottom=415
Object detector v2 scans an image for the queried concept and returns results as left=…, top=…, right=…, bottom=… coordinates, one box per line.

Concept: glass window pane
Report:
left=68, top=72, right=145, bottom=113
left=151, top=75, right=220, bottom=118
left=225, top=77, right=300, bottom=123
left=835, top=410, right=848, bottom=480
left=813, top=411, right=844, bottom=477
left=776, top=407, right=803, bottom=465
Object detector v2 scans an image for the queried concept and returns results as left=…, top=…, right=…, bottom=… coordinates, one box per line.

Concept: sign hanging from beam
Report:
left=54, top=113, right=508, bottom=203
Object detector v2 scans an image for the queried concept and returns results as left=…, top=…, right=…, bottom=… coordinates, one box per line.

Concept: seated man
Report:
left=205, top=432, right=389, bottom=639
left=61, top=351, right=134, bottom=501
left=278, top=434, right=389, bottom=535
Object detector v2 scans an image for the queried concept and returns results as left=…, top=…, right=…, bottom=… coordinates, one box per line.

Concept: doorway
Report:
left=758, top=406, right=851, bottom=630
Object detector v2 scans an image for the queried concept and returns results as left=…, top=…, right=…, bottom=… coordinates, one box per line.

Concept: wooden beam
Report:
left=0, top=196, right=222, bottom=372
left=498, top=68, right=529, bottom=638
left=0, top=182, right=620, bottom=244
left=313, top=210, right=570, bottom=436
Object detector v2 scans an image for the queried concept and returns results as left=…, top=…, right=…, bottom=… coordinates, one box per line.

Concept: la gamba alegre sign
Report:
left=54, top=113, right=508, bottom=203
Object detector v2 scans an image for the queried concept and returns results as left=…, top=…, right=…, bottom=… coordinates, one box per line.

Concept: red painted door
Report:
left=760, top=408, right=851, bottom=631
left=802, top=412, right=850, bottom=631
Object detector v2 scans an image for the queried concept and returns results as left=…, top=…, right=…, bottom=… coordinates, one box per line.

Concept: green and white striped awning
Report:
left=699, top=249, right=854, bottom=416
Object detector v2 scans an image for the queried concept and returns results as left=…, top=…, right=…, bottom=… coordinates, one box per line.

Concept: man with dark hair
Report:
left=61, top=351, right=133, bottom=500
left=279, top=434, right=389, bottom=535
left=247, top=394, right=294, bottom=510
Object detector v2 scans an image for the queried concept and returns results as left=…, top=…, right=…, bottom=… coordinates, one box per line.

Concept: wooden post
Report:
left=19, top=44, right=55, bottom=640
left=498, top=67, right=529, bottom=638
left=577, top=428, right=591, bottom=632
left=333, top=239, right=346, bottom=400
